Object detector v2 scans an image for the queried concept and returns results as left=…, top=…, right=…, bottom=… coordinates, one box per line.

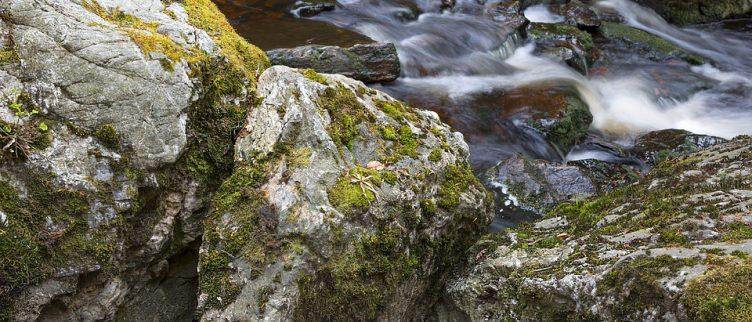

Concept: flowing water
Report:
left=218, top=0, right=752, bottom=227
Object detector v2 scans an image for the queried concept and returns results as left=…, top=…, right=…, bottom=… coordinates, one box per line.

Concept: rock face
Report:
left=267, top=43, right=401, bottom=83
left=635, top=0, right=752, bottom=25
left=197, top=66, right=492, bottom=320
left=0, top=0, right=268, bottom=319
left=444, top=136, right=752, bottom=321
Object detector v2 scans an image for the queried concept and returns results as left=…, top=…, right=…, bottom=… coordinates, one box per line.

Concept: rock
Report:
left=290, top=1, right=336, bottom=18
left=526, top=23, right=596, bottom=74
left=0, top=0, right=269, bottom=319
left=499, top=84, right=593, bottom=152
left=485, top=154, right=597, bottom=214
left=197, top=66, right=492, bottom=321
left=634, top=0, right=752, bottom=25
left=267, top=43, right=401, bottom=83
left=445, top=136, right=752, bottom=321
left=599, top=21, right=705, bottom=64
left=551, top=0, right=601, bottom=29
left=632, top=129, right=727, bottom=165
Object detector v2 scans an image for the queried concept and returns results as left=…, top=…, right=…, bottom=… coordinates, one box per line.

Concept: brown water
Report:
left=215, top=0, right=372, bottom=50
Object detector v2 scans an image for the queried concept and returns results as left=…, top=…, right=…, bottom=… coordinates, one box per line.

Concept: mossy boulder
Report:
left=443, top=136, right=752, bottom=321
left=527, top=22, right=597, bottom=74
left=635, top=0, right=752, bottom=25
left=600, top=21, right=705, bottom=64
left=198, top=66, right=493, bottom=321
left=0, top=0, right=268, bottom=319
left=632, top=129, right=726, bottom=165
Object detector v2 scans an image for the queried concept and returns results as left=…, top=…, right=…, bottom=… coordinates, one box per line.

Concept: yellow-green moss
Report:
left=437, top=163, right=479, bottom=209
left=428, top=148, right=442, bottom=162
left=301, top=69, right=327, bottom=84
left=318, top=85, right=373, bottom=151
left=83, top=0, right=201, bottom=69
left=0, top=48, right=18, bottom=65
left=375, top=99, right=415, bottom=122
left=183, top=0, right=270, bottom=84
left=682, top=258, right=752, bottom=322
left=328, top=167, right=383, bottom=217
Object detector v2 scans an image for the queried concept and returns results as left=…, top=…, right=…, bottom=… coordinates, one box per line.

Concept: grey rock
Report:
left=199, top=66, right=492, bottom=321
left=267, top=42, right=401, bottom=83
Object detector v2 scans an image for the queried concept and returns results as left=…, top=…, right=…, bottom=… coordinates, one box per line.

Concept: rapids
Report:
left=219, top=0, right=752, bottom=227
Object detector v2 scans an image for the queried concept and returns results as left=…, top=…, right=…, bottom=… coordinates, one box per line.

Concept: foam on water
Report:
left=523, top=5, right=565, bottom=23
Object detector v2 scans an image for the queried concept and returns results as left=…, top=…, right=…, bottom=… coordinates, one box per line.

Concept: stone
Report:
left=632, top=129, right=727, bottom=165
left=291, top=1, right=336, bottom=18
left=527, top=22, right=596, bottom=74
left=267, top=43, right=401, bottom=83
left=198, top=66, right=492, bottom=321
left=443, top=136, right=752, bottom=321
left=634, top=0, right=752, bottom=25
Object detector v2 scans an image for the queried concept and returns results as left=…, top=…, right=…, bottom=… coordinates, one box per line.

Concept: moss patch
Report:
left=317, top=85, right=373, bottom=151
left=682, top=258, right=752, bottom=322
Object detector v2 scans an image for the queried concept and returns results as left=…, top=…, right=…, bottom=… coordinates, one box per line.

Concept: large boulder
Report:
left=267, top=43, right=401, bottom=83
left=635, top=0, right=752, bottom=25
left=197, top=66, right=493, bottom=320
left=0, top=0, right=268, bottom=319
left=444, top=136, right=752, bottom=321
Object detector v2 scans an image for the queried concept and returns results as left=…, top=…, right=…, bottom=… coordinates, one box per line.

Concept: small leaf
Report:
left=38, top=122, right=48, bottom=132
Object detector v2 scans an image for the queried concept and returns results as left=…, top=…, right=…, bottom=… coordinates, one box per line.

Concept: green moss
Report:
left=287, top=147, right=312, bottom=169
left=659, top=229, right=690, bottom=246
left=528, top=23, right=594, bottom=51
left=682, top=258, right=752, bottom=322
left=375, top=99, right=413, bottom=122
left=198, top=250, right=240, bottom=309
left=428, top=148, right=443, bottom=162
left=722, top=222, right=752, bottom=242
left=183, top=0, right=270, bottom=85
left=257, top=285, right=275, bottom=314
left=602, top=255, right=699, bottom=318
left=328, top=167, right=382, bottom=217
left=380, top=125, right=398, bottom=141
left=294, top=226, right=419, bottom=321
left=0, top=48, right=18, bottom=65
left=545, top=96, right=592, bottom=153
left=94, top=124, right=120, bottom=150
left=600, top=22, right=704, bottom=64
left=0, top=171, right=122, bottom=313
left=301, top=69, right=327, bottom=84
left=396, top=125, right=419, bottom=157
left=318, top=85, right=373, bottom=151
left=437, top=163, right=480, bottom=209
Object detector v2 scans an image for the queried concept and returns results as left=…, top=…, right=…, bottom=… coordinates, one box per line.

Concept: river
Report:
left=217, top=0, right=752, bottom=227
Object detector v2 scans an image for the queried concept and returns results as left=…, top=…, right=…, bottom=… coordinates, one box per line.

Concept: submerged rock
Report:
left=267, top=43, right=401, bottom=83
left=445, top=135, right=752, bottom=321
left=499, top=84, right=593, bottom=153
left=291, top=1, right=336, bottom=18
left=197, top=66, right=492, bottom=320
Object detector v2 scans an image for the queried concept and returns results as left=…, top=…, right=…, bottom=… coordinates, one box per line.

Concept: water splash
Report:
left=524, top=5, right=564, bottom=23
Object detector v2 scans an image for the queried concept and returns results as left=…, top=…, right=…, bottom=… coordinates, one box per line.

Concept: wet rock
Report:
left=499, top=84, right=593, bottom=153
left=290, top=1, right=336, bottom=18
left=599, top=21, right=705, bottom=64
left=486, top=0, right=529, bottom=27
left=632, top=129, right=727, bottom=164
left=635, top=0, right=752, bottom=25
left=551, top=0, right=601, bottom=29
left=198, top=66, right=492, bottom=321
left=527, top=23, right=596, bottom=73
left=485, top=154, right=597, bottom=214
left=267, top=42, right=401, bottom=83
left=446, top=136, right=752, bottom=321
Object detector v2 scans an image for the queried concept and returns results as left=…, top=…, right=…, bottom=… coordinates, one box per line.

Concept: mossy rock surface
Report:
left=446, top=136, right=752, bottom=321
left=199, top=66, right=493, bottom=321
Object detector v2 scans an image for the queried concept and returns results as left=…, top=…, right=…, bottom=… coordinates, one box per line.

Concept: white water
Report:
left=315, top=0, right=752, bottom=151
left=523, top=5, right=564, bottom=23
